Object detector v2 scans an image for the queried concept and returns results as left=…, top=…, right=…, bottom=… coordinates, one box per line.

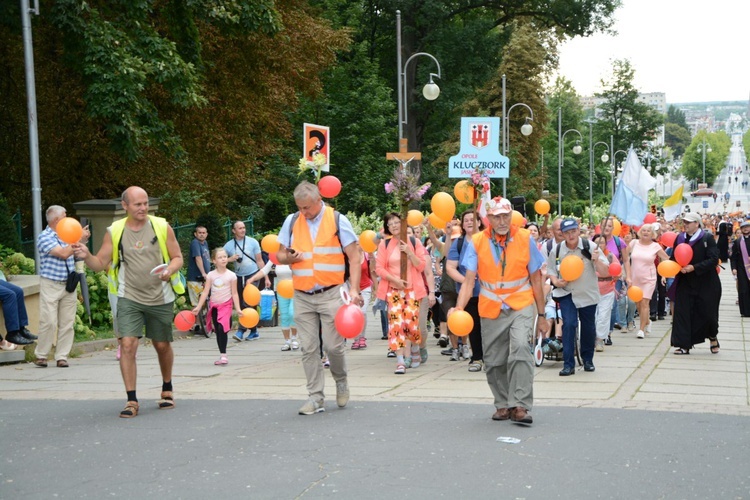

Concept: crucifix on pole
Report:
left=386, top=138, right=422, bottom=280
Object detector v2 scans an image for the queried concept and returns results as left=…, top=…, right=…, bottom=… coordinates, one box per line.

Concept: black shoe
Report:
left=604, top=335, right=613, bottom=346
left=584, top=361, right=595, bottom=372
left=381, top=335, right=387, bottom=340
left=657, top=315, right=665, bottom=320
left=5, top=331, right=34, bottom=345
left=559, top=366, right=575, bottom=376
left=613, top=323, right=622, bottom=330
left=649, top=315, right=657, bottom=321
left=437, top=336, right=449, bottom=348
left=20, top=327, right=38, bottom=341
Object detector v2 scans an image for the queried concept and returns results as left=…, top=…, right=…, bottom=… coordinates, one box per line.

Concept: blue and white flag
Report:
left=609, top=148, right=656, bottom=225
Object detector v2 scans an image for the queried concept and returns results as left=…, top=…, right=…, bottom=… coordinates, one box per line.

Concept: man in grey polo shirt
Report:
left=546, top=218, right=609, bottom=376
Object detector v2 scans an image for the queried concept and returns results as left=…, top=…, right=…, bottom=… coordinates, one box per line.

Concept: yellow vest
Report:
left=290, top=207, right=346, bottom=291
left=474, top=227, right=534, bottom=318
left=108, top=215, right=185, bottom=295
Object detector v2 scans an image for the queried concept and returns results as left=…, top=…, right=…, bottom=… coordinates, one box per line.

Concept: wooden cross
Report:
left=387, top=139, right=423, bottom=281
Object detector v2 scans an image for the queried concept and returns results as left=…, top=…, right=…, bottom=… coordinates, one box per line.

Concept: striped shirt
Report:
left=37, top=226, right=74, bottom=281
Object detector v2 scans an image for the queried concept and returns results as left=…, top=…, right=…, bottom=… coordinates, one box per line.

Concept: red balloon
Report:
left=174, top=310, right=195, bottom=331
left=595, top=224, right=601, bottom=234
left=268, top=252, right=280, bottom=265
left=334, top=304, right=365, bottom=339
left=318, top=175, right=342, bottom=198
left=660, top=231, right=678, bottom=248
left=608, top=261, right=622, bottom=277
left=643, top=213, right=657, bottom=224
left=674, top=243, right=693, bottom=267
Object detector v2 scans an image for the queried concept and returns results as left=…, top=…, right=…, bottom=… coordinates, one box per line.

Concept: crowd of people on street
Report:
left=7, top=181, right=750, bottom=426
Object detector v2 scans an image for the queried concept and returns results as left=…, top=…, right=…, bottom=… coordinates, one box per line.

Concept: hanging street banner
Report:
left=303, top=123, right=330, bottom=172
left=448, top=117, right=509, bottom=178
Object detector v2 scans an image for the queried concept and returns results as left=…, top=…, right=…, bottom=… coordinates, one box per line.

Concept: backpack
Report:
left=554, top=236, right=593, bottom=263
left=439, top=236, right=464, bottom=294
left=288, top=210, right=350, bottom=281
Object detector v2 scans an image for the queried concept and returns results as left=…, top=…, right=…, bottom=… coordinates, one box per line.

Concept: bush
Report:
left=0, top=245, right=35, bottom=277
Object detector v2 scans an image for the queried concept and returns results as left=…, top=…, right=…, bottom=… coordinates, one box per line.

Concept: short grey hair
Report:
left=45, top=205, right=66, bottom=223
left=293, top=181, right=321, bottom=202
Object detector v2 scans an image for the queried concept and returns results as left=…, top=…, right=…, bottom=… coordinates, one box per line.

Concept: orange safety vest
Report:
left=474, top=227, right=535, bottom=318
left=290, top=206, right=346, bottom=291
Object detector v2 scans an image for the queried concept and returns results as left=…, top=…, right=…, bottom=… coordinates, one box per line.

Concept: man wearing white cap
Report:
left=450, top=196, right=548, bottom=425
left=729, top=220, right=750, bottom=316
left=668, top=213, right=721, bottom=355
left=547, top=218, right=610, bottom=376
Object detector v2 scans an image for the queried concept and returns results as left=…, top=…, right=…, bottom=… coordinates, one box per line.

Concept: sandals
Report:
left=673, top=348, right=690, bottom=355
left=119, top=401, right=139, bottom=418
left=394, top=363, right=405, bottom=375
left=709, top=338, right=720, bottom=354
left=214, top=355, right=228, bottom=365
left=158, top=391, right=175, bottom=410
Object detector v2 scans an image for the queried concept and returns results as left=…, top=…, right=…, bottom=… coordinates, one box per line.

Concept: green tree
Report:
left=666, top=105, right=688, bottom=129
left=0, top=194, right=21, bottom=252
left=681, top=131, right=730, bottom=186
left=664, top=122, right=691, bottom=158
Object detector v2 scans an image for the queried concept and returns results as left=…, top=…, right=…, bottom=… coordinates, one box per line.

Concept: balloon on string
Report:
left=559, top=255, right=584, bottom=281
left=359, top=230, right=378, bottom=253
left=627, top=286, right=644, bottom=302
left=534, top=199, right=550, bottom=215
left=261, top=234, right=280, bottom=254
left=334, top=303, right=365, bottom=339
left=428, top=212, right=447, bottom=229
left=657, top=260, right=681, bottom=278
left=660, top=231, right=678, bottom=247
left=406, top=210, right=424, bottom=227
left=608, top=261, right=622, bottom=277
left=277, top=279, right=295, bottom=299
left=674, top=243, right=693, bottom=267
left=453, top=180, right=475, bottom=204
left=643, top=213, right=657, bottom=224
left=447, top=310, right=474, bottom=336
left=242, top=284, right=261, bottom=306
left=173, top=310, right=196, bottom=331
left=239, top=308, right=259, bottom=328
left=431, top=192, right=456, bottom=222
left=56, top=217, right=83, bottom=244
left=511, top=210, right=524, bottom=227
left=318, top=175, right=342, bottom=198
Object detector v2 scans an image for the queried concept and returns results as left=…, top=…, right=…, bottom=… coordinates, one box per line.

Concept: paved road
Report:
left=2, top=268, right=749, bottom=498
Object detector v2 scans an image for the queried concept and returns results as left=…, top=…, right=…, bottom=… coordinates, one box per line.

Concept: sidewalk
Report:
left=1, top=268, right=748, bottom=417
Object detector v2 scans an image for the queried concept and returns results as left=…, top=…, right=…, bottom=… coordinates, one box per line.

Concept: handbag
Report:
left=65, top=271, right=79, bottom=293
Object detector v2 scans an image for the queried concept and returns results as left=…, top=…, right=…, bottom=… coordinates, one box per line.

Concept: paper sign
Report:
left=303, top=123, right=330, bottom=172
left=448, top=117, right=509, bottom=178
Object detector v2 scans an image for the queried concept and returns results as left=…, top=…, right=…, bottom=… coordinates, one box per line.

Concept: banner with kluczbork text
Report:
left=448, top=117, right=509, bottom=178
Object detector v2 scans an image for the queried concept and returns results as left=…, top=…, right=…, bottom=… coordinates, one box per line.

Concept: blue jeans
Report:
left=0, top=280, right=28, bottom=333
left=557, top=294, right=597, bottom=369
left=610, top=279, right=625, bottom=329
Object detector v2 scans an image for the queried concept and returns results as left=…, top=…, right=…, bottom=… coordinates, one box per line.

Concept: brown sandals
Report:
left=119, top=401, right=139, bottom=418
left=157, top=391, right=175, bottom=410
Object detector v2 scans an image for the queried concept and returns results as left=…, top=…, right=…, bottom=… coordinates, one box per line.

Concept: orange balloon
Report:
left=559, top=255, right=584, bottom=281
left=657, top=260, right=681, bottom=278
left=359, top=230, right=378, bottom=253
left=627, top=286, right=643, bottom=302
left=407, top=210, right=424, bottom=227
left=173, top=310, right=196, bottom=331
left=428, top=213, right=447, bottom=229
left=239, top=308, right=259, bottom=328
left=56, top=217, right=83, bottom=244
left=611, top=218, right=622, bottom=237
left=242, top=284, right=261, bottom=306
left=453, top=180, right=475, bottom=204
left=277, top=279, right=294, bottom=299
left=511, top=210, right=524, bottom=227
left=534, top=199, right=550, bottom=215
left=261, top=234, right=280, bottom=254
left=447, top=310, right=474, bottom=336
left=431, top=192, right=456, bottom=222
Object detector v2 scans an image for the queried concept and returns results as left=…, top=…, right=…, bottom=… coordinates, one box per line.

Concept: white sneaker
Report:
left=281, top=341, right=291, bottom=351
left=637, top=330, right=645, bottom=339
left=291, top=338, right=300, bottom=350
left=461, top=344, right=470, bottom=360
left=595, top=339, right=604, bottom=352
left=645, top=321, right=651, bottom=334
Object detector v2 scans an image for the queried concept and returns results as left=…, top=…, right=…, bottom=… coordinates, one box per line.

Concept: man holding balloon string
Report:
left=548, top=218, right=610, bottom=377
left=35, top=205, right=90, bottom=368
left=276, top=181, right=363, bottom=416
left=449, top=196, right=548, bottom=425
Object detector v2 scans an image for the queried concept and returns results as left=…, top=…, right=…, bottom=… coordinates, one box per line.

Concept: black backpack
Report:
left=288, top=210, right=350, bottom=281
left=439, top=236, right=464, bottom=294
left=553, top=236, right=593, bottom=262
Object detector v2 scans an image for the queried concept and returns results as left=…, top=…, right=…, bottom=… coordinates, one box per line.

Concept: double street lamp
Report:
left=611, top=148, right=627, bottom=196
left=558, top=108, right=582, bottom=214
left=697, top=138, right=712, bottom=184
left=501, top=74, right=534, bottom=197
left=396, top=10, right=441, bottom=142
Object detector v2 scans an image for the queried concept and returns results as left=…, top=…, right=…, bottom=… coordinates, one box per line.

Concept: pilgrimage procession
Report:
left=2, top=1, right=750, bottom=497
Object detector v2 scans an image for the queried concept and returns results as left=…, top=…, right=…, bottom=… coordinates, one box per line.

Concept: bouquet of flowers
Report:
left=469, top=167, right=491, bottom=195
left=298, top=153, right=327, bottom=182
left=384, top=167, right=431, bottom=205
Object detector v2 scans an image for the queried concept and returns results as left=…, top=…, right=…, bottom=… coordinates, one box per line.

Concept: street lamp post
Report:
left=501, top=74, right=533, bottom=198
left=697, top=138, right=712, bottom=184
left=396, top=10, right=441, bottom=142
left=612, top=149, right=627, bottom=195
left=591, top=139, right=610, bottom=224
left=557, top=108, right=582, bottom=214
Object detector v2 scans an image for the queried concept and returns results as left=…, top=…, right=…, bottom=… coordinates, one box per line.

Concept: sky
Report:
left=556, top=0, right=750, bottom=104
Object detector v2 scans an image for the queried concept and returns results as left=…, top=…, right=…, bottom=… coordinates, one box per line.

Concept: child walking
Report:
left=192, top=249, right=243, bottom=365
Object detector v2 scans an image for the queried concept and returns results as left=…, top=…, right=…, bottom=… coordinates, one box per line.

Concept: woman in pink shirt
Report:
left=376, top=213, right=427, bottom=374
left=628, top=225, right=669, bottom=339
